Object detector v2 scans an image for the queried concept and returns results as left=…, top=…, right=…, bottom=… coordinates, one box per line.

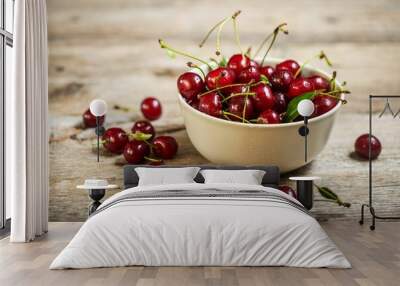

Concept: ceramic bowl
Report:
left=178, top=58, right=344, bottom=173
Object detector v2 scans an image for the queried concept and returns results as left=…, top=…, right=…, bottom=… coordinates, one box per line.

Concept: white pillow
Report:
left=200, top=169, right=266, bottom=185
left=135, top=167, right=201, bottom=186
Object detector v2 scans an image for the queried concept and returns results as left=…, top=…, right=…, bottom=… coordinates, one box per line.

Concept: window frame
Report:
left=0, top=0, right=14, bottom=232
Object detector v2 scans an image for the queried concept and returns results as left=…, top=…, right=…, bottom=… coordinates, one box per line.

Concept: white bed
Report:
left=50, top=180, right=350, bottom=269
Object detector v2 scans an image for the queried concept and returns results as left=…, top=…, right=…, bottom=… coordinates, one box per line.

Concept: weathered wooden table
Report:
left=47, top=0, right=400, bottom=221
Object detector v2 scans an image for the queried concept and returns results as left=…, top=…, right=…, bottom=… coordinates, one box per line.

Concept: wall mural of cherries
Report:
left=81, top=10, right=381, bottom=207
left=82, top=97, right=178, bottom=165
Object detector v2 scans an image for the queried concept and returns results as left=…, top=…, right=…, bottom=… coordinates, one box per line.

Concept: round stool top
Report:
left=77, top=184, right=119, bottom=190
left=289, top=176, right=321, bottom=181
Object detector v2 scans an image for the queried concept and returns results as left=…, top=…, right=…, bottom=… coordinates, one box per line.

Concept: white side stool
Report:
left=77, top=179, right=119, bottom=215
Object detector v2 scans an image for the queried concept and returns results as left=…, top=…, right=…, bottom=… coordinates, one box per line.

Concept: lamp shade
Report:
left=89, top=99, right=107, bottom=117
left=297, top=99, right=315, bottom=117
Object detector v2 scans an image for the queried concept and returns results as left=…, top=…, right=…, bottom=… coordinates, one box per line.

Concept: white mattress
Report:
left=50, top=183, right=350, bottom=269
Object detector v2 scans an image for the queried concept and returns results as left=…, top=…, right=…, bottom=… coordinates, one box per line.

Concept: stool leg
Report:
left=296, top=181, right=314, bottom=210
left=88, top=189, right=105, bottom=215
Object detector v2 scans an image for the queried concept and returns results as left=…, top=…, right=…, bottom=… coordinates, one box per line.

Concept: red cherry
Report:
left=177, top=72, right=205, bottom=101
left=259, top=66, right=275, bottom=81
left=187, top=98, right=199, bottom=110
left=308, top=75, right=330, bottom=91
left=249, top=60, right=260, bottom=69
left=227, top=54, right=251, bottom=76
left=205, top=67, right=236, bottom=92
left=270, top=70, right=294, bottom=92
left=257, top=109, right=281, bottom=124
left=102, top=127, right=129, bottom=154
left=355, top=134, right=382, bottom=160
left=123, top=140, right=150, bottom=164
left=153, top=136, right=178, bottom=159
left=250, top=83, right=275, bottom=112
left=276, top=59, right=301, bottom=77
left=131, top=120, right=155, bottom=140
left=274, top=92, right=288, bottom=113
left=279, top=185, right=297, bottom=199
left=287, top=78, right=314, bottom=99
left=141, top=97, right=162, bottom=121
left=226, top=96, right=255, bottom=121
left=83, top=108, right=105, bottom=128
left=198, top=92, right=223, bottom=118
left=312, top=95, right=338, bottom=117
left=238, top=66, right=260, bottom=84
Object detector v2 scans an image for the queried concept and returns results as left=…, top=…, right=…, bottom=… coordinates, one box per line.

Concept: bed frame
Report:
left=123, top=165, right=280, bottom=190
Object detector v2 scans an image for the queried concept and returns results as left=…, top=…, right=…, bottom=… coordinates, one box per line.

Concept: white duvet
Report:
left=50, top=183, right=350, bottom=269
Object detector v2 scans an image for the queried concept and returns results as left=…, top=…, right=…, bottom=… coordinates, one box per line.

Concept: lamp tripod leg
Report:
left=96, top=116, right=100, bottom=163
left=305, top=117, right=308, bottom=162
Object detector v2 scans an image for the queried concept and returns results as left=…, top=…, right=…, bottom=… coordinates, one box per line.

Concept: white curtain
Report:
left=7, top=0, right=49, bottom=242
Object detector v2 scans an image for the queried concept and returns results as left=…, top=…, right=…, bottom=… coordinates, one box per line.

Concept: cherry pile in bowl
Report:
left=159, top=12, right=348, bottom=125
left=176, top=55, right=344, bottom=124
left=82, top=97, right=178, bottom=165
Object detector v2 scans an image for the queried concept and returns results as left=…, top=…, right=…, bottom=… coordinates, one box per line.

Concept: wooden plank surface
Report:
left=1, top=222, right=400, bottom=286
left=47, top=0, right=400, bottom=221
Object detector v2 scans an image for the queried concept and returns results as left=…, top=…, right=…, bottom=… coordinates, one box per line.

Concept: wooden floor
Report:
left=0, top=222, right=399, bottom=286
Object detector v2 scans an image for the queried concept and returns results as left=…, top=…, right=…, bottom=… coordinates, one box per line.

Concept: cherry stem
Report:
left=215, top=17, right=231, bottom=56
left=198, top=80, right=259, bottom=98
left=92, top=139, right=106, bottom=147
left=242, top=94, right=248, bottom=123
left=209, top=58, right=219, bottom=65
left=199, top=16, right=230, bottom=48
left=223, top=111, right=250, bottom=123
left=258, top=23, right=288, bottom=65
left=216, top=11, right=241, bottom=56
left=113, top=104, right=130, bottom=112
left=232, top=11, right=243, bottom=55
left=198, top=11, right=241, bottom=57
left=222, top=92, right=256, bottom=103
left=329, top=71, right=337, bottom=91
left=319, top=90, right=349, bottom=104
left=187, top=62, right=206, bottom=78
left=143, top=140, right=154, bottom=147
left=324, top=89, right=350, bottom=95
left=159, top=39, right=211, bottom=69
left=294, top=51, right=332, bottom=78
left=144, top=156, right=163, bottom=163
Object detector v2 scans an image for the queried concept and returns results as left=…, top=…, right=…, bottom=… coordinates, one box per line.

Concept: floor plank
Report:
left=1, top=222, right=399, bottom=286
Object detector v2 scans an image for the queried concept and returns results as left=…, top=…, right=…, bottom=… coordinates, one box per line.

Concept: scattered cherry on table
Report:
left=153, top=136, right=178, bottom=159
left=102, top=127, right=129, bottom=154
left=131, top=120, right=155, bottom=140
left=141, top=97, right=162, bottom=121
left=123, top=140, right=151, bottom=164
left=354, top=134, right=382, bottom=160
left=83, top=108, right=105, bottom=128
